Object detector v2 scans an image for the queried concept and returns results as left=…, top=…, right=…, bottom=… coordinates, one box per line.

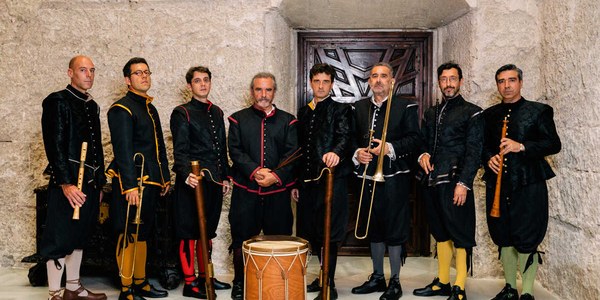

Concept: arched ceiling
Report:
left=278, top=0, right=472, bottom=29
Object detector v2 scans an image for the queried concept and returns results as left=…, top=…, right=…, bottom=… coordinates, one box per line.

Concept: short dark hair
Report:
left=495, top=64, right=523, bottom=82
left=123, top=57, right=148, bottom=77
left=185, top=66, right=212, bottom=84
left=309, top=63, right=335, bottom=82
left=437, top=62, right=463, bottom=80
left=250, top=72, right=277, bottom=91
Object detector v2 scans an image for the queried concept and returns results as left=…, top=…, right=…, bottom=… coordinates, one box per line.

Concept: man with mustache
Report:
left=413, top=62, right=483, bottom=300
left=351, top=62, right=421, bottom=300
left=40, top=55, right=107, bottom=300
left=226, top=72, right=299, bottom=299
left=107, top=57, right=170, bottom=300
left=483, top=64, right=561, bottom=300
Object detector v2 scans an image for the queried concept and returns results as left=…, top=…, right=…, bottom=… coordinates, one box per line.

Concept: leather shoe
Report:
left=63, top=285, right=107, bottom=300
left=351, top=273, right=386, bottom=294
left=119, top=287, right=146, bottom=300
left=195, top=277, right=232, bottom=290
left=519, top=294, right=535, bottom=300
left=447, top=285, right=467, bottom=300
left=133, top=280, right=168, bottom=298
left=313, top=287, right=338, bottom=300
left=413, top=277, right=451, bottom=297
left=307, top=277, right=320, bottom=293
left=491, top=283, right=518, bottom=300
left=231, top=281, right=243, bottom=300
left=183, top=283, right=208, bottom=299
left=380, top=275, right=402, bottom=300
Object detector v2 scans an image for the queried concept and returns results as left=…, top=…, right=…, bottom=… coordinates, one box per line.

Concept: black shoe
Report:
left=231, top=281, right=243, bottom=300
left=119, top=286, right=146, bottom=300
left=313, top=287, right=338, bottom=300
left=380, top=275, right=402, bottom=300
left=413, top=277, right=452, bottom=297
left=491, top=283, right=519, bottom=300
left=351, top=273, right=387, bottom=294
left=519, top=294, right=535, bottom=300
left=307, top=277, right=320, bottom=293
left=132, top=280, right=168, bottom=298
left=183, top=283, right=208, bottom=299
left=447, top=285, right=467, bottom=300
left=195, top=277, right=232, bottom=290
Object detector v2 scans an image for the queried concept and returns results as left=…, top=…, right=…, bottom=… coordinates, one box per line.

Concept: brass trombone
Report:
left=118, top=152, right=145, bottom=279
left=354, top=79, right=395, bottom=240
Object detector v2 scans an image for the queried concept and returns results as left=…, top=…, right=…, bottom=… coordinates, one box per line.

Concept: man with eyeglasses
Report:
left=170, top=66, right=231, bottom=298
left=107, top=57, right=171, bottom=300
left=40, top=55, right=107, bottom=300
left=413, top=62, right=483, bottom=300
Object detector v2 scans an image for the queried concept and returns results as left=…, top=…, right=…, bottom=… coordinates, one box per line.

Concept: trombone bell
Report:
left=371, top=172, right=385, bottom=182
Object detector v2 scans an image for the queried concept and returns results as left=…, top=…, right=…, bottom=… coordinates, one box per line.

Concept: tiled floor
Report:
left=1, top=256, right=558, bottom=299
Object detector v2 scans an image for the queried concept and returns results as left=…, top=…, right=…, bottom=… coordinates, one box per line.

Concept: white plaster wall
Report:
left=0, top=0, right=295, bottom=275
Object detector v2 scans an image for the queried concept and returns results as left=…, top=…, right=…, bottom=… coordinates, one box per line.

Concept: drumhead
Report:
left=243, top=235, right=309, bottom=255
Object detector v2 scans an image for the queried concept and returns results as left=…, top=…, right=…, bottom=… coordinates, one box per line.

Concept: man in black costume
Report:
left=413, top=62, right=483, bottom=300
left=107, top=57, right=170, bottom=300
left=350, top=62, right=421, bottom=300
left=292, top=63, right=353, bottom=300
left=483, top=64, right=561, bottom=300
left=170, top=66, right=231, bottom=298
left=41, top=55, right=107, bottom=300
left=227, top=72, right=299, bottom=299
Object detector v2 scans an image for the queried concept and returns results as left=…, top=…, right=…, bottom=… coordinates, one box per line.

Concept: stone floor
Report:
left=1, top=256, right=559, bottom=299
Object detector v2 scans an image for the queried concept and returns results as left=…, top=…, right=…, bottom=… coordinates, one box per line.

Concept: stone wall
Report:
left=0, top=0, right=294, bottom=275
left=540, top=0, right=600, bottom=298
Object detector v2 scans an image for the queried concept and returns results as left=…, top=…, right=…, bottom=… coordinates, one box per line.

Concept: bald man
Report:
left=40, top=55, right=107, bottom=300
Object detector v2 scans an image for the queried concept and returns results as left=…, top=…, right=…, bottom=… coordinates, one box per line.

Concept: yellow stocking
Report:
left=116, top=233, right=135, bottom=289
left=133, top=240, right=149, bottom=291
left=436, top=240, right=453, bottom=287
left=455, top=247, right=467, bottom=299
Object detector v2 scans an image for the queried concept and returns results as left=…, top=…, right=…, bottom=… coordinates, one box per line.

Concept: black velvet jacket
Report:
left=482, top=97, right=561, bottom=189
left=296, top=97, right=353, bottom=180
left=170, top=99, right=229, bottom=182
left=41, top=85, right=106, bottom=188
left=227, top=105, right=298, bottom=195
left=353, top=96, right=421, bottom=178
left=417, top=95, right=484, bottom=189
left=106, top=90, right=170, bottom=193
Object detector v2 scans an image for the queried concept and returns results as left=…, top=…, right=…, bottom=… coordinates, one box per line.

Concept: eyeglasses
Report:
left=439, top=76, right=459, bottom=83
left=131, top=70, right=152, bottom=77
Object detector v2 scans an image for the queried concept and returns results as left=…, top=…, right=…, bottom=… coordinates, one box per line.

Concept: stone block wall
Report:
left=0, top=0, right=293, bottom=275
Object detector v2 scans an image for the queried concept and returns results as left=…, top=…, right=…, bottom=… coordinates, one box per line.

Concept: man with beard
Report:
left=484, top=64, right=561, bottom=300
left=107, top=57, right=170, bottom=300
left=351, top=62, right=421, bottom=300
left=170, top=66, right=231, bottom=299
left=413, top=62, right=483, bottom=300
left=292, top=63, right=353, bottom=300
left=227, top=72, right=299, bottom=300
left=41, top=55, right=107, bottom=300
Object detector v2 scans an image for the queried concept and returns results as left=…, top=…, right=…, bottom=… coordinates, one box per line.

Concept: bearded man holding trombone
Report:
left=351, top=62, right=421, bottom=300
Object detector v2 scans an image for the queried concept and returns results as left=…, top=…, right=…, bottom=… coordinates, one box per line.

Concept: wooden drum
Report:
left=243, top=235, right=309, bottom=300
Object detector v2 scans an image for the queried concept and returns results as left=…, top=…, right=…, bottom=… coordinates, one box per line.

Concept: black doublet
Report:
left=418, top=94, right=483, bottom=249
left=482, top=97, right=561, bottom=253
left=170, top=99, right=229, bottom=239
left=295, top=97, right=353, bottom=243
left=227, top=105, right=298, bottom=194
left=418, top=95, right=484, bottom=189
left=40, top=84, right=105, bottom=259
left=107, top=90, right=170, bottom=240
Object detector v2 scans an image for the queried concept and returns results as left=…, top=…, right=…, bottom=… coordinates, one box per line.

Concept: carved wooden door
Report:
left=297, top=31, right=433, bottom=256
